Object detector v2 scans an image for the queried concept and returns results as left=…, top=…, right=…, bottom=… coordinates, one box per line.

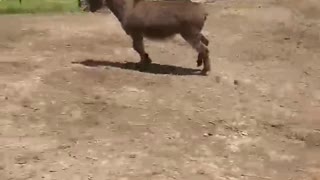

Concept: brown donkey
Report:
left=87, top=0, right=211, bottom=75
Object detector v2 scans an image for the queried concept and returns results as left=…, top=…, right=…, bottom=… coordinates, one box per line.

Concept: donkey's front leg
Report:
left=131, top=34, right=152, bottom=67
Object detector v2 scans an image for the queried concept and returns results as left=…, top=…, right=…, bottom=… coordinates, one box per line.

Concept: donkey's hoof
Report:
left=136, top=61, right=150, bottom=71
left=139, top=59, right=152, bottom=66
left=200, top=69, right=210, bottom=76
left=197, top=54, right=203, bottom=67
left=145, top=59, right=152, bottom=65
left=144, top=54, right=152, bottom=64
left=197, top=60, right=203, bottom=67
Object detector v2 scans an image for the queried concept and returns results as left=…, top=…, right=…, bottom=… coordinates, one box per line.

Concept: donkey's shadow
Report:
left=72, top=59, right=202, bottom=76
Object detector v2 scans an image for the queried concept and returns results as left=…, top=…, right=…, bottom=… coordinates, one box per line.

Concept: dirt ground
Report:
left=0, top=0, right=320, bottom=179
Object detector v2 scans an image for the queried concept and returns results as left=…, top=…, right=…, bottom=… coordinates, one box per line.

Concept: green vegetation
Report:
left=0, top=0, right=81, bottom=14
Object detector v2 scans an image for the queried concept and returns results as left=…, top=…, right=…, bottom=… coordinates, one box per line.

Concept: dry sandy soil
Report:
left=0, top=0, right=320, bottom=179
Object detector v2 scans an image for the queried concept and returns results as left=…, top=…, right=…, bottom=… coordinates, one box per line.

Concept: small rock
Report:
left=241, top=131, right=248, bottom=136
left=304, top=71, right=310, bottom=76
left=58, top=144, right=71, bottom=150
left=234, top=80, right=239, bottom=86
left=88, top=174, right=93, bottom=180
left=203, top=133, right=213, bottom=137
left=197, top=169, right=206, bottom=175
left=128, top=154, right=136, bottom=159
left=32, top=155, right=41, bottom=161
left=151, top=170, right=162, bottom=176
left=86, top=156, right=98, bottom=161
left=297, top=41, right=302, bottom=46
left=41, top=174, right=52, bottom=179
left=94, top=95, right=101, bottom=100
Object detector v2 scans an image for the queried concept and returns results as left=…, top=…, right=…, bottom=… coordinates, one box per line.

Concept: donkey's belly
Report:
left=142, top=27, right=178, bottom=39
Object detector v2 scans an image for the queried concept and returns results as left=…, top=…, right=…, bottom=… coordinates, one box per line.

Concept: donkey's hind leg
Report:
left=197, top=33, right=209, bottom=67
left=181, top=30, right=211, bottom=75
left=201, top=33, right=209, bottom=46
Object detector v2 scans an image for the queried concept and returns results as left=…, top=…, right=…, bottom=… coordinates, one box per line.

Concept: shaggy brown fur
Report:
left=87, top=0, right=211, bottom=75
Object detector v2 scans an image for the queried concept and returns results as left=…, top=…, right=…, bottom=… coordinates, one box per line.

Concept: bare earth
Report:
left=0, top=0, right=320, bottom=179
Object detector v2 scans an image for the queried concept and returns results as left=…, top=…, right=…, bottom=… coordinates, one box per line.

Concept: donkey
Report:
left=87, top=0, right=211, bottom=75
